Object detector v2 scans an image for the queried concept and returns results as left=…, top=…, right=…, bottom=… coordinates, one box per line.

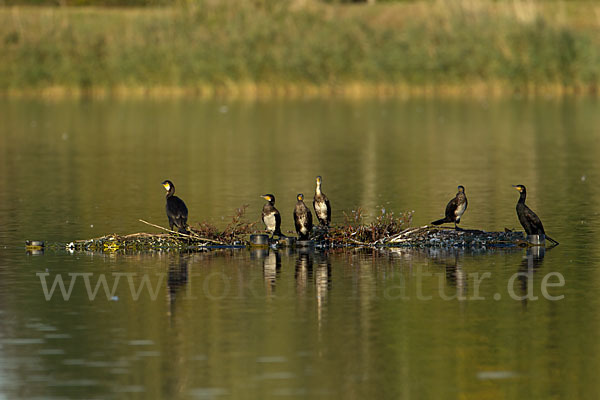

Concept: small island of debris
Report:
left=54, top=207, right=545, bottom=253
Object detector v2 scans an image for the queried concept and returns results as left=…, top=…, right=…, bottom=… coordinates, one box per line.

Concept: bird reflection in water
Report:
left=167, top=253, right=190, bottom=316
left=315, top=250, right=332, bottom=302
left=264, top=249, right=282, bottom=294
left=426, top=248, right=467, bottom=301
left=295, top=248, right=313, bottom=296
left=443, top=251, right=467, bottom=301
left=295, top=249, right=332, bottom=338
left=251, top=248, right=283, bottom=295
left=518, top=246, right=546, bottom=307
left=295, top=248, right=332, bottom=296
left=315, top=250, right=332, bottom=337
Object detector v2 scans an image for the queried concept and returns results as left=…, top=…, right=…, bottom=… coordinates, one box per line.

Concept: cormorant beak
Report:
left=512, top=185, right=522, bottom=192
left=162, top=183, right=170, bottom=191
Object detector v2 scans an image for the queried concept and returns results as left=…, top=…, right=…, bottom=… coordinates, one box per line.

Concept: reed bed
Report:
left=1, top=0, right=600, bottom=98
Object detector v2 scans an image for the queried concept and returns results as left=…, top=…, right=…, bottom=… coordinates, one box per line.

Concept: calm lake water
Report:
left=1, top=97, right=599, bottom=399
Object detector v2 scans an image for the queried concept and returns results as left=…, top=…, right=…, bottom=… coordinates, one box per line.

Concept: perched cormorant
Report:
left=313, top=176, right=331, bottom=226
left=261, top=194, right=282, bottom=238
left=431, top=185, right=468, bottom=230
left=162, top=180, right=188, bottom=233
left=294, top=193, right=313, bottom=240
left=513, top=185, right=545, bottom=235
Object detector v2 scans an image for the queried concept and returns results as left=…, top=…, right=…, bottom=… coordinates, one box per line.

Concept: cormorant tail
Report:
left=431, top=218, right=449, bottom=226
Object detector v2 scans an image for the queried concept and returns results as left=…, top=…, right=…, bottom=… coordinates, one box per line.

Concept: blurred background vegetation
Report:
left=2, top=0, right=394, bottom=5
left=1, top=0, right=599, bottom=97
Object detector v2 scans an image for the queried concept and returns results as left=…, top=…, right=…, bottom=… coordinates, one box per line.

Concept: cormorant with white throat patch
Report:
left=261, top=194, right=282, bottom=238
left=431, top=185, right=468, bottom=230
left=313, top=176, right=331, bottom=226
left=294, top=193, right=313, bottom=240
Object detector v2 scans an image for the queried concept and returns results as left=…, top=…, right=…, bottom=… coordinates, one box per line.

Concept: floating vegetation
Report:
left=191, top=205, right=257, bottom=245
left=67, top=206, right=256, bottom=252
left=68, top=232, right=198, bottom=252
left=325, top=208, right=414, bottom=246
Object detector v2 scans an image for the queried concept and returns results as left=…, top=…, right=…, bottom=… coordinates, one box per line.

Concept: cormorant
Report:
left=431, top=185, right=468, bottom=230
left=513, top=185, right=545, bottom=235
left=162, top=180, right=188, bottom=233
left=294, top=193, right=313, bottom=240
left=313, top=175, right=331, bottom=226
left=261, top=194, right=282, bottom=238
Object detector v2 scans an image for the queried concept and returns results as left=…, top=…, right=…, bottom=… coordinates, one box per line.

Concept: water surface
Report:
left=0, top=98, right=599, bottom=399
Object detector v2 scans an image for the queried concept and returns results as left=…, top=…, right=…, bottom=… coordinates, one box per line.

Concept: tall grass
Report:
left=1, top=0, right=599, bottom=97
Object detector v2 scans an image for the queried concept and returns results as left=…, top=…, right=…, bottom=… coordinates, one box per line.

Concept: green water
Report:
left=1, top=98, right=599, bottom=399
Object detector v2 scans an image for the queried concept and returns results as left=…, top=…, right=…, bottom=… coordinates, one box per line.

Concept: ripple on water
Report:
left=62, top=359, right=85, bottom=366
left=48, top=379, right=98, bottom=387
left=189, top=388, right=229, bottom=398
left=1, top=338, right=45, bottom=345
left=256, top=356, right=287, bottom=363
left=254, top=372, right=295, bottom=381
left=37, top=349, right=65, bottom=355
left=128, top=339, right=154, bottom=346
left=271, top=388, right=308, bottom=396
left=109, top=368, right=130, bottom=375
left=476, top=370, right=520, bottom=380
left=134, top=351, right=161, bottom=358
left=25, top=322, right=58, bottom=332
left=44, top=333, right=72, bottom=339
left=114, top=385, right=146, bottom=393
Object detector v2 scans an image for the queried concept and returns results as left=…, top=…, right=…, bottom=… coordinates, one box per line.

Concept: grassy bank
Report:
left=1, top=0, right=600, bottom=98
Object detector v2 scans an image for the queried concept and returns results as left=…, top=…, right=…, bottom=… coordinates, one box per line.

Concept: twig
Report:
left=138, top=219, right=226, bottom=245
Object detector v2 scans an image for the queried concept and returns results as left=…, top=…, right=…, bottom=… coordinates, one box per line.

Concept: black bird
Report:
left=513, top=184, right=545, bottom=235
left=313, top=175, right=331, bottom=226
left=513, top=185, right=559, bottom=245
left=294, top=193, right=313, bottom=240
left=162, top=180, right=188, bottom=233
left=261, top=194, right=282, bottom=238
left=431, top=185, right=468, bottom=230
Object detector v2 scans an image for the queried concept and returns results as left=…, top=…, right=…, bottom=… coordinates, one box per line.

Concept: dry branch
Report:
left=138, top=219, right=226, bottom=245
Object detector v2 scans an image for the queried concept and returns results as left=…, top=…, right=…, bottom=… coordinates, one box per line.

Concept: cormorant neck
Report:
left=166, top=189, right=175, bottom=198
left=316, top=183, right=322, bottom=195
left=518, top=191, right=526, bottom=204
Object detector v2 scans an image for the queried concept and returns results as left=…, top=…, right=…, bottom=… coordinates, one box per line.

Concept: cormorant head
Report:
left=316, top=176, right=322, bottom=185
left=162, top=180, right=174, bottom=192
left=261, top=194, right=275, bottom=203
left=297, top=193, right=304, bottom=201
left=457, top=185, right=465, bottom=193
left=513, top=184, right=526, bottom=194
